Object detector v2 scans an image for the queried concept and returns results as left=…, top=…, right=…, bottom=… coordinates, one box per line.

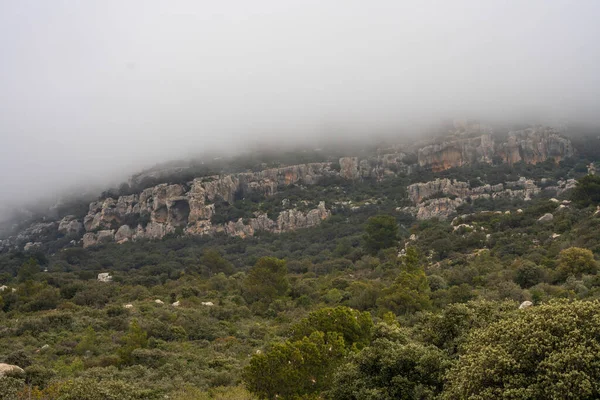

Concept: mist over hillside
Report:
left=4, top=2, right=600, bottom=399
left=2, top=1, right=600, bottom=217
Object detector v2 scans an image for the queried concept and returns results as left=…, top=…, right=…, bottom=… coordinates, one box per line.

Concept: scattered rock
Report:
left=519, top=301, right=533, bottom=310
left=124, top=304, right=133, bottom=309
left=201, top=301, right=214, bottom=306
left=537, top=213, right=554, bottom=223
left=0, top=363, right=24, bottom=377
left=24, top=242, right=41, bottom=251
left=172, top=301, right=180, bottom=307
left=154, top=299, right=164, bottom=305
left=97, top=273, right=112, bottom=282
left=551, top=233, right=561, bottom=239
left=549, top=198, right=560, bottom=203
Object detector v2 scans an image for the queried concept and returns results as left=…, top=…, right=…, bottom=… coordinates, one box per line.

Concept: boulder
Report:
left=98, top=272, right=112, bottom=282
left=0, top=363, right=24, bottom=377
left=115, top=225, right=134, bottom=243
left=537, top=213, right=554, bottom=223
left=519, top=301, right=533, bottom=310
left=58, top=215, right=83, bottom=236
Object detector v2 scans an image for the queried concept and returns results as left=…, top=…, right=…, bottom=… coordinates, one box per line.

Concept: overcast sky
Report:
left=1, top=0, right=600, bottom=210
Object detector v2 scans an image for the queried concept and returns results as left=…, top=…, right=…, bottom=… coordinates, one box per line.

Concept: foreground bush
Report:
left=443, top=300, right=600, bottom=399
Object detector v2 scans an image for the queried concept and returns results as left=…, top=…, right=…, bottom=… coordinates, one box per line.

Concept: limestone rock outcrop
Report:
left=80, top=162, right=336, bottom=247
left=418, top=134, right=495, bottom=172
left=497, top=127, right=574, bottom=165
left=58, top=215, right=83, bottom=236
left=0, top=125, right=576, bottom=251
left=417, top=126, right=574, bottom=172
left=403, top=177, right=542, bottom=220
left=82, top=230, right=115, bottom=248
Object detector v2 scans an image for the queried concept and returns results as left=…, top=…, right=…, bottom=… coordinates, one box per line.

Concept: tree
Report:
left=75, top=326, right=98, bottom=356
left=290, top=306, right=374, bottom=349
left=443, top=300, right=600, bottom=399
left=17, top=257, right=40, bottom=282
left=199, top=248, right=234, bottom=276
left=513, top=260, right=545, bottom=288
left=242, top=257, right=289, bottom=310
left=377, top=248, right=431, bottom=315
left=330, top=331, right=450, bottom=400
left=117, top=320, right=148, bottom=365
left=363, top=215, right=399, bottom=255
left=556, top=247, right=597, bottom=281
left=571, top=174, right=600, bottom=207
left=243, top=331, right=347, bottom=399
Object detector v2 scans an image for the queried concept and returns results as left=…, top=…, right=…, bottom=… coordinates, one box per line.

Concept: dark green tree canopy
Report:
left=242, top=256, right=290, bottom=309
left=363, top=214, right=399, bottom=255
left=290, top=306, right=374, bottom=349
left=572, top=174, right=600, bottom=207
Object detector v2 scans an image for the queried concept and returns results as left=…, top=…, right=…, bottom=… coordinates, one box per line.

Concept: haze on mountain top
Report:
left=1, top=0, right=600, bottom=215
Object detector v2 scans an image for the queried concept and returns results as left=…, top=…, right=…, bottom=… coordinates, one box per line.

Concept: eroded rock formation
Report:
left=0, top=125, right=576, bottom=251
left=417, top=126, right=574, bottom=172
left=403, top=177, right=542, bottom=220
left=80, top=163, right=336, bottom=247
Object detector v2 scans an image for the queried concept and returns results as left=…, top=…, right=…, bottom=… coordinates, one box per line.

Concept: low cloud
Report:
left=1, top=0, right=599, bottom=212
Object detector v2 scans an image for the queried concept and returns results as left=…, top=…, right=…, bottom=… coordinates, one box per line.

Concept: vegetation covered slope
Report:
left=2, top=140, right=600, bottom=399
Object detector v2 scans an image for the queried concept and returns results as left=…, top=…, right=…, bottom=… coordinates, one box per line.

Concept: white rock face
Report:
left=0, top=285, right=7, bottom=291
left=172, top=301, right=180, bottom=307
left=97, top=273, right=112, bottom=282
left=154, top=299, right=164, bottom=305
left=124, top=304, right=133, bottom=309
left=519, top=301, right=533, bottom=309
left=201, top=301, right=214, bottom=306
left=404, top=178, right=542, bottom=220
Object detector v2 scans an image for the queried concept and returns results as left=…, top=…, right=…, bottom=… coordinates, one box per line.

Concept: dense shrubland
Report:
left=3, top=154, right=600, bottom=398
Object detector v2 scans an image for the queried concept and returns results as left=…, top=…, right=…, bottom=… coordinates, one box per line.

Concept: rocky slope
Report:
left=402, top=177, right=576, bottom=220
left=0, top=124, right=576, bottom=251
left=417, top=126, right=574, bottom=172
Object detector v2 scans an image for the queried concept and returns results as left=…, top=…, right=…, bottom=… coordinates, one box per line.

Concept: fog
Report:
left=1, top=0, right=600, bottom=215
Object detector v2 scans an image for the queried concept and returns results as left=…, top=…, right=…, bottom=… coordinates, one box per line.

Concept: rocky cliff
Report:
left=417, top=126, right=574, bottom=172
left=0, top=124, right=576, bottom=251
left=80, top=164, right=336, bottom=247
left=403, top=177, right=542, bottom=220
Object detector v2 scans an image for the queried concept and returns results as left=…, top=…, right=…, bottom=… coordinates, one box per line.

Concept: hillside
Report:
left=2, top=123, right=600, bottom=399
